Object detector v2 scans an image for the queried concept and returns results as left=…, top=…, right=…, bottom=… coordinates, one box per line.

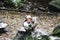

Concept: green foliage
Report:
left=5, top=0, right=13, bottom=7
left=40, top=36, right=50, bottom=40
left=6, top=0, right=24, bottom=8
left=13, top=35, right=33, bottom=40
left=49, top=0, right=60, bottom=8
left=52, top=24, right=60, bottom=37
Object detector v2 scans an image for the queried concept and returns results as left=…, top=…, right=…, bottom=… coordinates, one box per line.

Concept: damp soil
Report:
left=0, top=11, right=60, bottom=40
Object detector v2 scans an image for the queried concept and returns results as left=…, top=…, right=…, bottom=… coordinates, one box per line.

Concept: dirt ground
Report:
left=0, top=11, right=60, bottom=40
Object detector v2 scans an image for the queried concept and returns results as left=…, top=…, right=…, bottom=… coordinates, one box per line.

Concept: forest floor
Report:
left=0, top=11, right=60, bottom=40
